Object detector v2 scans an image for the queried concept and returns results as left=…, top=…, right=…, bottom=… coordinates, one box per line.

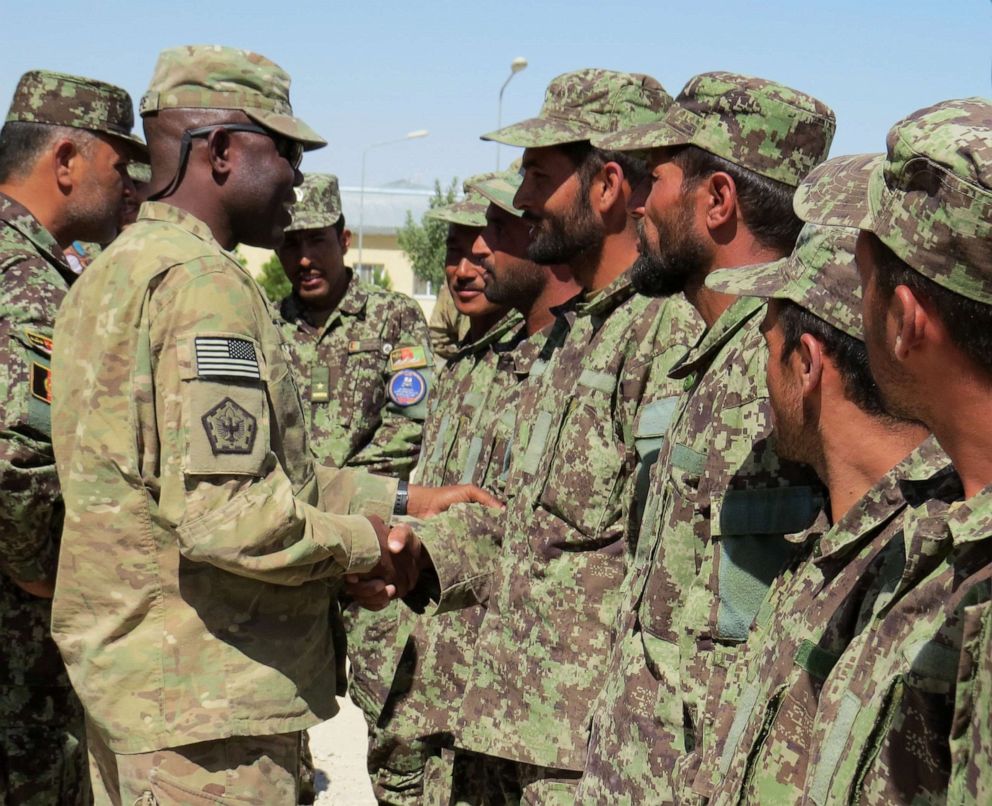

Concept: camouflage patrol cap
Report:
left=594, top=71, right=836, bottom=187
left=140, top=45, right=325, bottom=150
left=707, top=223, right=863, bottom=339
left=285, top=173, right=342, bottom=232
left=127, top=162, right=151, bottom=184
left=481, top=69, right=672, bottom=147
left=425, top=173, right=491, bottom=227
left=6, top=70, right=147, bottom=155
left=795, top=98, right=992, bottom=305
left=466, top=159, right=524, bottom=217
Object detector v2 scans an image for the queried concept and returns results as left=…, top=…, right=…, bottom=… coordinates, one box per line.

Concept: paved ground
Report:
left=310, top=695, right=376, bottom=805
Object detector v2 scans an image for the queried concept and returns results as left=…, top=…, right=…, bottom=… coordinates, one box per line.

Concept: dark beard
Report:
left=526, top=197, right=603, bottom=266
left=631, top=210, right=709, bottom=298
left=483, top=260, right=546, bottom=307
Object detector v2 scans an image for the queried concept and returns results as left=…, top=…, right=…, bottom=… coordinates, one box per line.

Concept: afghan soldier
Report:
left=690, top=224, right=960, bottom=803
left=276, top=173, right=431, bottom=478
left=49, top=44, right=493, bottom=805
left=791, top=98, right=992, bottom=804
left=376, top=165, right=581, bottom=803
left=353, top=69, right=702, bottom=802
left=427, top=283, right=470, bottom=364
left=573, top=73, right=836, bottom=803
left=0, top=69, right=144, bottom=805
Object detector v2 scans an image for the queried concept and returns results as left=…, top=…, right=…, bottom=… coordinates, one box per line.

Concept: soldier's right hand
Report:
left=344, top=517, right=422, bottom=610
left=12, top=576, right=55, bottom=598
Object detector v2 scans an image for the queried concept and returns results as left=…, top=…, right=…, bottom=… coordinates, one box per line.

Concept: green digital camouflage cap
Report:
left=595, top=71, right=836, bottom=187
left=481, top=69, right=672, bottom=147
left=6, top=69, right=147, bottom=155
left=795, top=98, right=992, bottom=305
left=286, top=173, right=342, bottom=232
left=140, top=45, right=325, bottom=150
left=425, top=173, right=490, bottom=227
left=466, top=159, right=524, bottom=217
left=706, top=223, right=863, bottom=339
left=127, top=161, right=151, bottom=184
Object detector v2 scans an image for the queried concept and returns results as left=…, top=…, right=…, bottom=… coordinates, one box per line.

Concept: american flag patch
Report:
left=195, top=337, right=261, bottom=379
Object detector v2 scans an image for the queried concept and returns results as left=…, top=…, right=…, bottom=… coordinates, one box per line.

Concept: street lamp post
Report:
left=496, top=57, right=528, bottom=170
left=358, top=129, right=430, bottom=269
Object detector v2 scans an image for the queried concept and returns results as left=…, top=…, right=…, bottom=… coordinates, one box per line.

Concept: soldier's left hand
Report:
left=407, top=483, right=504, bottom=518
left=344, top=523, right=425, bottom=609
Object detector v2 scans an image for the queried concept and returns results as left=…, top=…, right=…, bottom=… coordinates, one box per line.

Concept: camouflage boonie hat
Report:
left=286, top=173, right=342, bottom=232
left=595, top=71, right=836, bottom=186
left=795, top=98, right=992, bottom=305
left=481, top=69, right=672, bottom=147
left=466, top=159, right=524, bottom=217
left=6, top=70, right=147, bottom=155
left=707, top=223, right=863, bottom=339
left=425, top=173, right=490, bottom=227
left=140, top=45, right=325, bottom=150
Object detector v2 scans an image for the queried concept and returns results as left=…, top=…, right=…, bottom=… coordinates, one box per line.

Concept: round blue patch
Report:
left=388, top=369, right=427, bottom=407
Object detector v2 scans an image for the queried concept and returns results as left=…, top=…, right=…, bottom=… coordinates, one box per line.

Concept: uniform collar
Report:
left=453, top=309, right=524, bottom=357
left=946, top=482, right=992, bottom=547
left=0, top=191, right=72, bottom=279
left=574, top=270, right=636, bottom=318
left=669, top=296, right=764, bottom=380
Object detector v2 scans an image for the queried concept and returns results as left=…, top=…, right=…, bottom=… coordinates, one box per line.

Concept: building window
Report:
left=413, top=276, right=435, bottom=297
left=355, top=263, right=385, bottom=284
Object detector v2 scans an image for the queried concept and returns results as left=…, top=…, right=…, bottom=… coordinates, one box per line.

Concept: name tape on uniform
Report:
left=195, top=337, right=260, bottom=380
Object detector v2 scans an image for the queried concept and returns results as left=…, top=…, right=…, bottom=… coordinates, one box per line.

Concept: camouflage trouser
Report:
left=86, top=724, right=300, bottom=805
left=423, top=748, right=579, bottom=806
left=574, top=621, right=684, bottom=805
left=0, top=722, right=89, bottom=805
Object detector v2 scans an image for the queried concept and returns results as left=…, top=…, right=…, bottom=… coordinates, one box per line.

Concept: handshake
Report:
left=345, top=482, right=502, bottom=610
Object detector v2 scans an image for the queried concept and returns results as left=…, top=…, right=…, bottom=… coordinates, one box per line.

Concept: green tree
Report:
left=397, top=178, right=458, bottom=291
left=368, top=265, right=394, bottom=291
left=257, top=253, right=292, bottom=303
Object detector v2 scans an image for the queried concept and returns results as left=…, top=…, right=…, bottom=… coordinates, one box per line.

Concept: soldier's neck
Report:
left=571, top=228, right=639, bottom=293
left=923, top=375, right=992, bottom=499
left=688, top=236, right=787, bottom=327
left=520, top=265, right=581, bottom=336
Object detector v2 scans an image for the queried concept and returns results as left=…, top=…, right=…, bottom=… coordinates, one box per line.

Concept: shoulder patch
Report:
left=201, top=397, right=258, bottom=455
left=30, top=362, right=52, bottom=404
left=388, top=369, right=427, bottom=407
left=195, top=336, right=260, bottom=379
left=389, top=345, right=428, bottom=371
left=24, top=329, right=53, bottom=356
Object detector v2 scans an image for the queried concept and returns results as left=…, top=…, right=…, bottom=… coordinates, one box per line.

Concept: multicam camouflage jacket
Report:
left=802, top=482, right=991, bottom=805
left=277, top=272, right=430, bottom=480
left=50, top=202, right=397, bottom=753
left=388, top=313, right=563, bottom=747
left=415, top=274, right=701, bottom=771
left=578, top=297, right=821, bottom=804
left=695, top=436, right=958, bottom=804
left=0, top=192, right=81, bottom=728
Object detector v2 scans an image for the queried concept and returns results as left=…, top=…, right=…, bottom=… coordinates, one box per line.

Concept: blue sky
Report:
left=3, top=1, right=990, bottom=190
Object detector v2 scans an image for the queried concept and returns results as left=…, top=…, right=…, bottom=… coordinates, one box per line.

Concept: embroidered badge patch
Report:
left=388, top=369, right=427, bottom=407
left=195, top=337, right=260, bottom=379
left=389, top=345, right=428, bottom=371
left=24, top=329, right=53, bottom=356
left=30, top=362, right=52, bottom=404
left=201, top=397, right=257, bottom=455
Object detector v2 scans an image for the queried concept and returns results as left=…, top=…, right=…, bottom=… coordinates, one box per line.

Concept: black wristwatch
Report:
left=393, top=479, right=409, bottom=516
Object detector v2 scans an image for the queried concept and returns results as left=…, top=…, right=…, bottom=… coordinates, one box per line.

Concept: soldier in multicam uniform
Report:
left=688, top=224, right=960, bottom=804
left=353, top=69, right=702, bottom=803
left=48, top=45, right=497, bottom=805
left=573, top=72, right=836, bottom=803
left=375, top=165, right=581, bottom=804
left=790, top=98, right=992, bottom=805
left=0, top=68, right=145, bottom=805
left=276, top=172, right=431, bottom=478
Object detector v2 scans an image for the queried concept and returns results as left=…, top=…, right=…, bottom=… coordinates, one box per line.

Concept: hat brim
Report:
left=481, top=117, right=593, bottom=148
left=705, top=259, right=792, bottom=300
left=794, top=153, right=882, bottom=229
left=425, top=198, right=487, bottom=228
left=285, top=210, right=342, bottom=233
left=101, top=130, right=150, bottom=161
left=468, top=178, right=523, bottom=218
left=592, top=119, right=687, bottom=152
left=246, top=108, right=326, bottom=151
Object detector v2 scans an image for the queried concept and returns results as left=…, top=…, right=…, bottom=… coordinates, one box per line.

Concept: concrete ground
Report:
left=310, top=695, right=376, bottom=805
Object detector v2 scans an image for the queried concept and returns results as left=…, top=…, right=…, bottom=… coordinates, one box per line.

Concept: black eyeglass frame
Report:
left=147, top=123, right=304, bottom=201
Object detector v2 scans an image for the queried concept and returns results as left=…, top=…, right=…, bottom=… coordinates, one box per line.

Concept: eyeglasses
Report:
left=147, top=122, right=304, bottom=201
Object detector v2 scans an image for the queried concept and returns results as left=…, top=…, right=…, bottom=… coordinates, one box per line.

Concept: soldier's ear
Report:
left=797, top=332, right=824, bottom=397
left=52, top=138, right=81, bottom=193
left=204, top=128, right=233, bottom=179
left=339, top=228, right=352, bottom=254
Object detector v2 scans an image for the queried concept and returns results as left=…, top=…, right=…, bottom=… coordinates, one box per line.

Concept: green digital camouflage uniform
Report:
left=354, top=185, right=509, bottom=804
left=428, top=283, right=470, bottom=364
left=949, top=598, right=992, bottom=805
left=576, top=73, right=836, bottom=804
left=277, top=173, right=431, bottom=479
left=0, top=69, right=145, bottom=805
left=50, top=46, right=397, bottom=804
left=790, top=98, right=992, bottom=806
left=686, top=225, right=961, bottom=804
